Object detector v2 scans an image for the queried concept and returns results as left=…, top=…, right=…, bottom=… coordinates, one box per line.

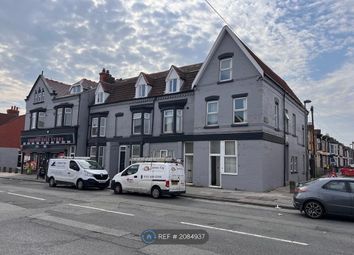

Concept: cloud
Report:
left=0, top=0, right=353, bottom=143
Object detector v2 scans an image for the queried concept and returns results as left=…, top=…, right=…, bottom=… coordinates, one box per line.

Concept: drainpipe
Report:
left=282, top=90, right=286, bottom=186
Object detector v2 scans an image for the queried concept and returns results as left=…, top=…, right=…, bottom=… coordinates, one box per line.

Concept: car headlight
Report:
left=84, top=170, right=93, bottom=177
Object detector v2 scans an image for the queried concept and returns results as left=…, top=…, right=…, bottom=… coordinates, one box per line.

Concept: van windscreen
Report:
left=77, top=160, right=104, bottom=170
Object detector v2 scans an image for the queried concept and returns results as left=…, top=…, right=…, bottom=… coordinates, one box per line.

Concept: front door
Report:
left=185, top=155, right=193, bottom=183
left=210, top=156, right=220, bottom=186
left=119, top=146, right=126, bottom=172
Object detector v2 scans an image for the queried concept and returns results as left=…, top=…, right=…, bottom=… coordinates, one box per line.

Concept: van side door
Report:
left=65, top=160, right=80, bottom=184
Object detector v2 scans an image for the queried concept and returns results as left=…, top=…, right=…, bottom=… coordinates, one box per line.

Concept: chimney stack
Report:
left=99, top=68, right=115, bottom=83
left=6, top=106, right=19, bottom=117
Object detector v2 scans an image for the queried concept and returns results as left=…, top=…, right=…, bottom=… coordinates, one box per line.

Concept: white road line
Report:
left=0, top=190, right=4, bottom=193
left=7, top=192, right=46, bottom=201
left=67, top=203, right=134, bottom=217
left=180, top=221, right=309, bottom=246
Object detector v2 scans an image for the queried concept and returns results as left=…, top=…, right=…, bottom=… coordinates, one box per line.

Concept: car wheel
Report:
left=77, top=179, right=85, bottom=190
left=113, top=183, right=122, bottom=194
left=151, top=186, right=161, bottom=199
left=49, top=177, right=56, bottom=187
left=304, top=201, right=324, bottom=219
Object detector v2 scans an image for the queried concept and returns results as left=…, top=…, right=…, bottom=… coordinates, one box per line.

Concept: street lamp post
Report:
left=304, top=99, right=311, bottom=180
left=310, top=106, right=316, bottom=178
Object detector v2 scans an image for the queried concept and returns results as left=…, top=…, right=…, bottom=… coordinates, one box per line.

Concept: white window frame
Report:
left=98, top=146, right=105, bottom=167
left=206, top=101, right=218, bottom=126
left=160, top=150, right=168, bottom=158
left=168, top=79, right=178, bottom=93
left=131, top=144, right=140, bottom=159
left=37, top=112, right=45, bottom=129
left=163, top=110, right=174, bottom=134
left=138, top=84, right=147, bottom=97
left=90, top=146, right=97, bottom=158
left=176, top=109, right=183, bottom=133
left=219, top=58, right=232, bottom=82
left=31, top=112, right=37, bottom=130
left=99, top=117, right=106, bottom=137
left=144, top=113, right=151, bottom=134
left=64, top=108, right=72, bottom=126
left=56, top=108, right=63, bottom=127
left=233, top=97, right=247, bottom=124
left=132, top=113, right=142, bottom=135
left=209, top=140, right=238, bottom=179
left=91, top=117, right=99, bottom=137
left=96, top=92, right=104, bottom=104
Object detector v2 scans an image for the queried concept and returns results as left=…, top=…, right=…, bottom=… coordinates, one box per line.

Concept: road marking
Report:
left=31, top=214, right=130, bottom=237
left=180, top=221, right=309, bottom=246
left=0, top=190, right=4, bottom=193
left=67, top=203, right=134, bottom=217
left=7, top=192, right=46, bottom=201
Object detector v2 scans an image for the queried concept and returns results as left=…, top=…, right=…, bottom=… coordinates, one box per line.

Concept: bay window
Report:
left=133, top=113, right=142, bottom=135
left=99, top=117, right=106, bottom=137
left=30, top=112, right=37, bottom=129
left=37, top=112, right=45, bottom=128
left=163, top=110, right=174, bottom=134
left=176, top=109, right=183, bottom=133
left=91, top=117, right=98, bottom=137
left=144, top=113, right=151, bottom=134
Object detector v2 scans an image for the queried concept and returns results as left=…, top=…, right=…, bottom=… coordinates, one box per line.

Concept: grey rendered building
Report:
left=88, top=26, right=306, bottom=191
left=21, top=75, right=97, bottom=171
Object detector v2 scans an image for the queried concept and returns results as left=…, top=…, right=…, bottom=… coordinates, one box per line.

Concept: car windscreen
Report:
left=77, top=160, right=104, bottom=170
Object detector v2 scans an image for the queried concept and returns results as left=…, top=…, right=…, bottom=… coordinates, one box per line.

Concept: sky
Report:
left=0, top=0, right=353, bottom=145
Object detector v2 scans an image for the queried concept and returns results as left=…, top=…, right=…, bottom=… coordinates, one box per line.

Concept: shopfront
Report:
left=20, top=127, right=77, bottom=172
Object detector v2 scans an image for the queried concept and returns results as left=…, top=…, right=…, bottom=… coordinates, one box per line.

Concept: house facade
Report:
left=88, top=26, right=307, bottom=191
left=21, top=75, right=97, bottom=172
left=0, top=106, right=24, bottom=172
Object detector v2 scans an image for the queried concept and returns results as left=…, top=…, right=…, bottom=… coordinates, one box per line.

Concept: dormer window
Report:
left=71, top=85, right=82, bottom=94
left=168, top=79, right=177, bottom=93
left=96, top=92, right=104, bottom=104
left=138, top=84, right=147, bottom=97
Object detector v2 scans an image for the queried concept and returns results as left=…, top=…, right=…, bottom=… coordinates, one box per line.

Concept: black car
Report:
left=293, top=177, right=354, bottom=219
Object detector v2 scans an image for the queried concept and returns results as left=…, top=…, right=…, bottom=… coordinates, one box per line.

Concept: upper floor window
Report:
left=274, top=101, right=279, bottom=129
left=162, top=109, right=183, bottom=134
left=56, top=107, right=72, bottom=127
left=285, top=109, right=289, bottom=133
left=137, top=84, right=148, bottom=98
left=219, top=58, right=232, bottom=82
left=206, top=101, right=218, bottom=126
left=132, top=113, right=142, bottom=135
left=233, top=97, right=247, bottom=124
left=34, top=88, right=44, bottom=103
left=71, top=85, right=82, bottom=94
left=168, top=79, right=178, bottom=93
left=90, top=116, right=106, bottom=137
left=30, top=110, right=46, bottom=129
left=96, top=92, right=104, bottom=104
left=292, top=114, right=296, bottom=135
left=144, top=113, right=151, bottom=134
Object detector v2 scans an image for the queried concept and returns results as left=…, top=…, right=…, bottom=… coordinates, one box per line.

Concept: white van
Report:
left=111, top=158, right=186, bottom=198
left=47, top=157, right=110, bottom=190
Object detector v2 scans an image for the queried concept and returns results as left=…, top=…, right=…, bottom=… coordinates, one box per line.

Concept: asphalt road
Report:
left=0, top=178, right=353, bottom=255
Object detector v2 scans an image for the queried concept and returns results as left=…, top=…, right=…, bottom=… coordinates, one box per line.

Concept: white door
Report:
left=185, top=156, right=193, bottom=183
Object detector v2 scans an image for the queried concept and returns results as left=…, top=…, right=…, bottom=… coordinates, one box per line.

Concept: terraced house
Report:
left=88, top=26, right=307, bottom=191
left=21, top=75, right=97, bottom=172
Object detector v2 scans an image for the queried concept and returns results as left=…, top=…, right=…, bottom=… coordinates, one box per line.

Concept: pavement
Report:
left=0, top=175, right=353, bottom=255
left=0, top=172, right=294, bottom=209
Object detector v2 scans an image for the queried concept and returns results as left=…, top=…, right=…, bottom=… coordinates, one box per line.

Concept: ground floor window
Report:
left=98, top=146, right=105, bottom=167
left=209, top=140, right=238, bottom=186
left=290, top=156, right=298, bottom=173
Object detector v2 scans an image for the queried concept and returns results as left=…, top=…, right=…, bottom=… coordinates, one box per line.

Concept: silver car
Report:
left=293, top=177, right=354, bottom=219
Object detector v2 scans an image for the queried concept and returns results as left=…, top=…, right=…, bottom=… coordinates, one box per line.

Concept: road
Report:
left=0, top=178, right=353, bottom=255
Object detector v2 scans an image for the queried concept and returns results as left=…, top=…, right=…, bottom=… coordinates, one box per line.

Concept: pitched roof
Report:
left=73, top=78, right=98, bottom=90
left=0, top=115, right=25, bottom=148
left=192, top=26, right=303, bottom=108
left=44, top=78, right=71, bottom=97
left=104, top=63, right=202, bottom=104
left=241, top=43, right=303, bottom=106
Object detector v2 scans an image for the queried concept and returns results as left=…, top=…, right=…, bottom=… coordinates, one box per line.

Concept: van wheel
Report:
left=113, top=183, right=122, bottom=194
left=77, top=179, right=85, bottom=190
left=151, top=186, right=161, bottom=199
left=49, top=177, right=56, bottom=187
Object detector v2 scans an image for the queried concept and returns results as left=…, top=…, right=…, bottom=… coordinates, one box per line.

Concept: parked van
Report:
left=111, top=158, right=186, bottom=198
left=47, top=157, right=110, bottom=190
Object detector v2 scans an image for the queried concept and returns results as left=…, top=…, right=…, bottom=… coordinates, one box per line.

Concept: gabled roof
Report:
left=192, top=26, right=303, bottom=107
left=44, top=78, right=71, bottom=97
left=103, top=63, right=202, bottom=104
